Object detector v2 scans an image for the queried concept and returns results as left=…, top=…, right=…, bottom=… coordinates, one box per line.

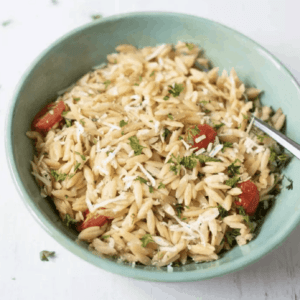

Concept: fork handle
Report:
left=253, top=116, right=300, bottom=160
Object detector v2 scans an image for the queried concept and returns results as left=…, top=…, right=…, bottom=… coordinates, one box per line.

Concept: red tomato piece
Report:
left=191, top=124, right=217, bottom=150
left=236, top=180, right=260, bottom=216
left=31, top=101, right=65, bottom=135
left=77, top=209, right=110, bottom=231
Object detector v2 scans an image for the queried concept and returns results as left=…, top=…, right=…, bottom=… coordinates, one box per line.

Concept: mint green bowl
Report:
left=6, top=12, right=300, bottom=282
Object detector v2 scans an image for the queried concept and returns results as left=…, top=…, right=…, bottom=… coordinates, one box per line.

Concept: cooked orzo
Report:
left=27, top=41, right=288, bottom=268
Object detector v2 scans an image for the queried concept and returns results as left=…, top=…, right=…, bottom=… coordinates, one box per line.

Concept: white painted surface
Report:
left=1, top=1, right=300, bottom=299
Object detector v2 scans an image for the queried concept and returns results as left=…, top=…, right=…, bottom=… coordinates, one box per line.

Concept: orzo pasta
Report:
left=27, top=41, right=288, bottom=268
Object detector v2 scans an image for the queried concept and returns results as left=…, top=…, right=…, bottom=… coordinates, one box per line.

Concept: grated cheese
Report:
left=137, top=163, right=156, bottom=187
left=195, top=135, right=206, bottom=144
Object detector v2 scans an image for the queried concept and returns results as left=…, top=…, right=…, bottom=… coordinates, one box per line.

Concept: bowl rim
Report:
left=5, top=11, right=300, bottom=282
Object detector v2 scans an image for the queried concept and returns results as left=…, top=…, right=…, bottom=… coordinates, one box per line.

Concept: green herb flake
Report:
left=128, top=136, right=145, bottom=156
left=140, top=234, right=154, bottom=247
left=179, top=136, right=183, bottom=140
left=167, top=154, right=182, bottom=175
left=204, top=109, right=211, bottom=114
left=180, top=154, right=198, bottom=169
left=186, top=43, right=194, bottom=51
left=167, top=114, right=174, bottom=120
left=162, top=128, right=171, bottom=140
left=74, top=161, right=81, bottom=172
left=102, top=235, right=110, bottom=240
left=278, top=154, right=289, bottom=161
left=64, top=214, right=78, bottom=227
left=150, top=71, right=155, bottom=77
left=237, top=207, right=255, bottom=232
left=135, top=176, right=148, bottom=184
left=225, top=176, right=240, bottom=188
left=93, top=138, right=97, bottom=144
left=163, top=96, right=170, bottom=100
left=196, top=154, right=221, bottom=164
left=139, top=76, right=142, bottom=82
left=75, top=151, right=86, bottom=161
left=222, top=142, right=233, bottom=152
left=199, top=100, right=209, bottom=105
left=168, top=83, right=184, bottom=97
left=217, top=204, right=228, bottom=219
left=269, top=147, right=277, bottom=162
left=2, top=20, right=12, bottom=27
left=175, top=203, right=184, bottom=218
left=227, top=159, right=241, bottom=176
left=256, top=134, right=267, bottom=143
left=65, top=195, right=68, bottom=199
left=40, top=251, right=55, bottom=262
left=50, top=170, right=67, bottom=182
left=134, top=83, right=139, bottom=86
left=158, top=182, right=165, bottom=189
left=213, top=123, right=225, bottom=130
left=91, top=14, right=102, bottom=20
left=121, top=131, right=124, bottom=135
left=242, top=114, right=249, bottom=120
left=80, top=119, right=85, bottom=126
left=73, top=97, right=81, bottom=102
left=65, top=119, right=72, bottom=127
left=149, top=186, right=154, bottom=193
left=119, top=120, right=128, bottom=127
left=62, top=111, right=69, bottom=116
left=225, top=229, right=241, bottom=246
left=114, top=59, right=117, bottom=64
left=103, top=80, right=111, bottom=89
left=286, top=177, right=293, bottom=190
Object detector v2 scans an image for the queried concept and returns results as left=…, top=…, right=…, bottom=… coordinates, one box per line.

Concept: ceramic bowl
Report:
left=6, top=12, right=300, bottom=282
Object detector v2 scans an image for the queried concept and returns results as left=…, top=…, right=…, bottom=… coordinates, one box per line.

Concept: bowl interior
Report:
left=7, top=12, right=300, bottom=281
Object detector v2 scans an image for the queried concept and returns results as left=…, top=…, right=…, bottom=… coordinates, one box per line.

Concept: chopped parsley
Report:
left=179, top=136, right=183, bottom=140
left=180, top=154, right=198, bottom=169
left=186, top=43, right=194, bottom=51
left=175, top=204, right=184, bottom=218
left=73, top=97, right=80, bottom=102
left=222, top=142, right=233, bottom=152
left=269, top=147, right=277, bottom=162
left=135, top=176, right=147, bottom=184
left=149, top=186, right=154, bottom=193
left=256, top=134, right=267, bottom=142
left=140, top=234, right=154, bottom=247
left=242, top=114, right=249, bottom=120
left=102, top=235, right=110, bottom=240
left=64, top=214, right=78, bottom=227
left=158, top=182, right=165, bottom=189
left=103, top=80, right=111, bottom=89
left=74, top=161, right=81, bottom=172
left=150, top=71, right=155, bottom=77
left=65, top=119, right=72, bottom=127
left=167, top=114, right=174, bottom=120
left=237, top=207, right=255, bottom=232
left=121, top=131, right=124, bottom=135
left=196, top=154, right=221, bottom=163
left=162, top=128, right=171, bottom=140
left=139, top=76, right=142, bottom=82
left=62, top=111, right=69, bottom=116
left=278, top=154, right=289, bottom=161
left=187, top=125, right=200, bottom=141
left=225, top=229, right=241, bottom=246
left=168, top=83, right=184, bottom=97
left=204, top=109, right=211, bottom=114
left=167, top=154, right=182, bottom=175
left=285, top=177, right=293, bottom=190
left=40, top=251, right=55, bottom=262
left=128, top=136, right=145, bottom=156
left=91, top=14, right=102, bottom=20
left=75, top=151, right=86, bottom=161
left=114, top=59, right=117, bottom=64
left=213, top=123, right=225, bottom=130
left=50, top=170, right=67, bottom=181
left=119, top=120, right=128, bottom=127
left=225, top=176, right=240, bottom=188
left=134, top=83, right=139, bottom=86
left=2, top=20, right=12, bottom=27
left=199, top=100, right=209, bottom=105
left=227, top=159, right=241, bottom=176
left=217, top=204, right=228, bottom=219
left=93, top=138, right=97, bottom=144
left=163, top=96, right=170, bottom=100
left=80, top=119, right=85, bottom=126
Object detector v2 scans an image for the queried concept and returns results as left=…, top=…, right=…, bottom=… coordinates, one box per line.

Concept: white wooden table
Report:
left=1, top=1, right=300, bottom=299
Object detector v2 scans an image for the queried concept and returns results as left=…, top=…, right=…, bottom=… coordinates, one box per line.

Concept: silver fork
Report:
left=252, top=116, right=300, bottom=160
